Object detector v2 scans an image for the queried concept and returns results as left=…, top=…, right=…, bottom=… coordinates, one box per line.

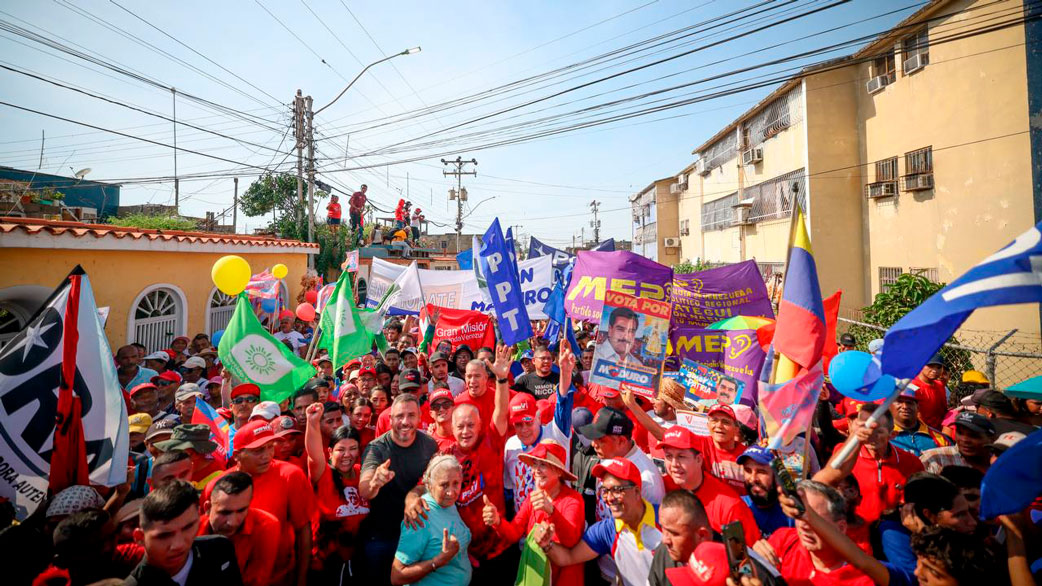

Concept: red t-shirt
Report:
left=664, top=473, right=761, bottom=545
left=448, top=427, right=508, bottom=560
left=425, top=425, right=458, bottom=453
left=496, top=485, right=585, bottom=586
left=692, top=436, right=747, bottom=495
left=206, top=460, right=314, bottom=585
left=454, top=385, right=498, bottom=428
left=349, top=191, right=365, bottom=212
left=199, top=507, right=280, bottom=586
left=310, top=464, right=369, bottom=569
left=911, top=376, right=947, bottom=429
left=768, top=528, right=875, bottom=585
left=833, top=443, right=924, bottom=523
left=326, top=202, right=342, bottom=220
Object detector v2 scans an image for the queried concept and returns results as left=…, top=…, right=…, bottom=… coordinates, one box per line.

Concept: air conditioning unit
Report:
left=64, top=206, right=98, bottom=222
left=903, top=173, right=934, bottom=191
left=669, top=181, right=687, bottom=194
left=865, top=181, right=898, bottom=198
left=866, top=75, right=889, bottom=94
left=903, top=53, right=928, bottom=75
left=741, top=146, right=763, bottom=166
left=663, top=237, right=680, bottom=248
left=731, top=205, right=753, bottom=226
left=696, top=159, right=708, bottom=176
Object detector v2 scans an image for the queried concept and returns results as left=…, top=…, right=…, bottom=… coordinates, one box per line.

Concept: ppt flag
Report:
left=218, top=294, right=315, bottom=403
left=882, top=221, right=1042, bottom=379
left=0, top=266, right=128, bottom=520
left=480, top=218, right=533, bottom=345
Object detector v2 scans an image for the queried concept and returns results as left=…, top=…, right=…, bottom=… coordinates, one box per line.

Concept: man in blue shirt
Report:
left=889, top=387, right=952, bottom=456
left=738, top=445, right=794, bottom=538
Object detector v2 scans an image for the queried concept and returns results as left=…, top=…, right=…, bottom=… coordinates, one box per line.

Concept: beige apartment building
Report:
left=660, top=0, right=1039, bottom=333
left=630, top=176, right=681, bottom=266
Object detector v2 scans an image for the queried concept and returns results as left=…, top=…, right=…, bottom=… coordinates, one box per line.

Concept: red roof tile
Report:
left=0, top=216, right=318, bottom=249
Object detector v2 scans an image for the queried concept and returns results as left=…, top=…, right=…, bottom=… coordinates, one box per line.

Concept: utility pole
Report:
left=305, top=95, right=316, bottom=270
left=172, top=88, right=179, bottom=210
left=294, top=90, right=304, bottom=229
left=232, top=177, right=238, bottom=233
left=441, top=156, right=477, bottom=252
left=589, top=200, right=601, bottom=244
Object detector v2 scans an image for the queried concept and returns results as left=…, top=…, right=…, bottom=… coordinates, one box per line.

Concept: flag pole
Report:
left=829, top=378, right=910, bottom=469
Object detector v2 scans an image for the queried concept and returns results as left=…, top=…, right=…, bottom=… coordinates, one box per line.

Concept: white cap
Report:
left=144, top=351, right=170, bottom=362
left=249, top=401, right=281, bottom=421
left=868, top=338, right=884, bottom=355
left=183, top=356, right=207, bottom=369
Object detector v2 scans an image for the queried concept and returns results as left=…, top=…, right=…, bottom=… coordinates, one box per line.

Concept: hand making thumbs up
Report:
left=482, top=494, right=500, bottom=526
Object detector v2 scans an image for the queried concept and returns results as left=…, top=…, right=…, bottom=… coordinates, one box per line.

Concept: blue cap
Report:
left=571, top=407, right=594, bottom=434
left=926, top=353, right=944, bottom=366
left=737, top=445, right=772, bottom=466
left=520, top=350, right=534, bottom=360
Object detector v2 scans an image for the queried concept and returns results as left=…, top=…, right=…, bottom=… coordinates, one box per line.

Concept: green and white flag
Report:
left=318, top=271, right=373, bottom=370
left=364, top=261, right=415, bottom=356
left=218, top=294, right=315, bottom=403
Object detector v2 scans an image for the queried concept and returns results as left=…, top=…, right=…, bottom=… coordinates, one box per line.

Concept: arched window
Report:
left=128, top=285, right=186, bottom=353
left=207, top=287, right=236, bottom=335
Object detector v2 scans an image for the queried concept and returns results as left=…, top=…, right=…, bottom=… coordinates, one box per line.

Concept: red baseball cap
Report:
left=230, top=383, right=261, bottom=399
left=150, top=371, right=183, bottom=386
left=428, top=388, right=454, bottom=405
left=509, top=393, right=537, bottom=425
left=592, top=458, right=642, bottom=490
left=537, top=399, right=553, bottom=425
left=232, top=420, right=277, bottom=452
left=358, top=367, right=377, bottom=378
left=278, top=309, right=295, bottom=320
left=163, top=349, right=178, bottom=360
left=591, top=383, right=620, bottom=400
left=273, top=415, right=301, bottom=437
left=665, top=542, right=730, bottom=586
left=706, top=404, right=737, bottom=421
left=129, top=383, right=158, bottom=397
left=656, top=425, right=701, bottom=451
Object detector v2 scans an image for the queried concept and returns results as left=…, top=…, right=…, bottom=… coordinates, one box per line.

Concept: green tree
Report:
left=108, top=213, right=197, bottom=231
left=673, top=258, right=715, bottom=274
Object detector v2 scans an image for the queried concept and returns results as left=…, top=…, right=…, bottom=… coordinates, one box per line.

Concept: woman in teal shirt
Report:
left=391, top=455, right=472, bottom=585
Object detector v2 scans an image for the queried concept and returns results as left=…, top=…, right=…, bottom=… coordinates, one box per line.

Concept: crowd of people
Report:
left=5, top=316, right=1041, bottom=586
left=324, top=185, right=425, bottom=253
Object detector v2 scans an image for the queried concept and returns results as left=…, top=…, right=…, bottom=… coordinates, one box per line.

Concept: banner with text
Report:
left=366, top=257, right=484, bottom=314
left=676, top=359, right=746, bottom=410
left=529, top=236, right=615, bottom=282
left=480, top=218, right=532, bottom=345
left=672, top=260, right=775, bottom=328
left=668, top=326, right=766, bottom=406
left=589, top=290, right=671, bottom=398
left=564, top=250, right=673, bottom=323
left=427, top=304, right=496, bottom=352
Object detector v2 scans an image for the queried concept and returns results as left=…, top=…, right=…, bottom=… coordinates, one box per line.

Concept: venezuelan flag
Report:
left=772, top=207, right=825, bottom=383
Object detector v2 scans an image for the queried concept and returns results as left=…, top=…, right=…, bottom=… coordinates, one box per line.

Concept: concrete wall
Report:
left=857, top=0, right=1036, bottom=332
left=654, top=179, right=681, bottom=266
left=0, top=248, right=310, bottom=349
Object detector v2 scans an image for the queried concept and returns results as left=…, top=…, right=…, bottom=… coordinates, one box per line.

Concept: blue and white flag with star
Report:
left=881, top=221, right=1042, bottom=379
left=218, top=294, right=315, bottom=403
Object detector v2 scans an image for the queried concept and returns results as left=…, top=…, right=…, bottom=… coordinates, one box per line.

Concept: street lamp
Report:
left=314, top=47, right=421, bottom=116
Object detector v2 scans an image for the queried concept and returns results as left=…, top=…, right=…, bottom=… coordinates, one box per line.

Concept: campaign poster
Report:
left=671, top=260, right=775, bottom=328
left=564, top=250, right=673, bottom=324
left=675, top=410, right=711, bottom=436
left=589, top=290, right=671, bottom=398
left=676, top=359, right=746, bottom=410
left=429, top=306, right=496, bottom=352
left=667, top=326, right=766, bottom=406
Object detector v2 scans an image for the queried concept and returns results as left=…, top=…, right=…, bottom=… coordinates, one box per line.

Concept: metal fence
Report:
left=836, top=314, right=1042, bottom=391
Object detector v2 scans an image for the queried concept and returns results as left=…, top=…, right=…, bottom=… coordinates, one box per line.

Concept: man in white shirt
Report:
left=593, top=306, right=641, bottom=367
left=426, top=351, right=464, bottom=397
left=272, top=315, right=305, bottom=354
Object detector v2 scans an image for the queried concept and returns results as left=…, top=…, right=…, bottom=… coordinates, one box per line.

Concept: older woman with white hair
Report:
left=391, top=454, right=472, bottom=585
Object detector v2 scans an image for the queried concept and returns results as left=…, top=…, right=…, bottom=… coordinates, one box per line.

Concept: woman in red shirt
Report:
left=346, top=397, right=375, bottom=454
left=483, top=439, right=585, bottom=586
left=304, top=403, right=369, bottom=580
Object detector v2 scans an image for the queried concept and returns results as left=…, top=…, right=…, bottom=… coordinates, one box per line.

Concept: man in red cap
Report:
left=199, top=471, right=280, bottom=586
left=658, top=425, right=760, bottom=546
left=539, top=458, right=662, bottom=586
left=227, top=383, right=260, bottom=440
left=357, top=367, right=378, bottom=394
left=205, top=419, right=314, bottom=586
left=426, top=385, right=458, bottom=452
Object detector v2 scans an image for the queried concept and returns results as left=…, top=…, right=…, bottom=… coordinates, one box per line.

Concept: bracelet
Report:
left=497, top=377, right=508, bottom=383
left=430, top=560, right=438, bottom=572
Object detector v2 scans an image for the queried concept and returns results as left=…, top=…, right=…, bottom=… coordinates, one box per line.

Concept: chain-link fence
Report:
left=836, top=312, right=1042, bottom=393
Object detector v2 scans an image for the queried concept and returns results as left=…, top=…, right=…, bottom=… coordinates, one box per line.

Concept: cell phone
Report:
left=771, top=454, right=805, bottom=516
left=721, top=522, right=753, bottom=579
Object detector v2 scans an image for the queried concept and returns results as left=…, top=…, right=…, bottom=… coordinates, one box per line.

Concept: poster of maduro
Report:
left=590, top=290, right=671, bottom=398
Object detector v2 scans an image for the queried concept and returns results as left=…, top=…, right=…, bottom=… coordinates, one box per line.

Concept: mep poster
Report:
left=564, top=250, right=673, bottom=323
left=668, top=326, right=766, bottom=406
left=589, top=290, right=671, bottom=398
left=676, top=359, right=746, bottom=410
left=671, top=260, right=775, bottom=328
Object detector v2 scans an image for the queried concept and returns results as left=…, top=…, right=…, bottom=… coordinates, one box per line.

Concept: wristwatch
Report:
left=497, top=377, right=508, bottom=383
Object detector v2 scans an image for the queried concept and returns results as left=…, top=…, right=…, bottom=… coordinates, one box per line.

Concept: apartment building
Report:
left=630, top=177, right=681, bottom=266
left=657, top=0, right=1038, bottom=332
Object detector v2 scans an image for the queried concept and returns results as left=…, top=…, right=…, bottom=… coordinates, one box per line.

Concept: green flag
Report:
left=318, top=271, right=373, bottom=370
left=514, top=529, right=551, bottom=586
left=218, top=294, right=315, bottom=403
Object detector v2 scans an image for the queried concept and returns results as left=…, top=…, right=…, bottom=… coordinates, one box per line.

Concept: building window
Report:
left=701, top=193, right=738, bottom=231
left=909, top=266, right=939, bottom=282
left=879, top=267, right=904, bottom=292
left=876, top=157, right=898, bottom=181
left=902, top=28, right=929, bottom=74
left=130, top=286, right=185, bottom=353
left=680, top=219, right=690, bottom=236
left=873, top=52, right=896, bottom=83
left=866, top=157, right=898, bottom=198
left=207, top=288, right=236, bottom=336
left=902, top=147, right=934, bottom=191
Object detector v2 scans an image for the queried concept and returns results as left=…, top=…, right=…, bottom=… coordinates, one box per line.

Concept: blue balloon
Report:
left=829, top=350, right=894, bottom=401
left=261, top=298, right=278, bottom=313
left=211, top=329, right=224, bottom=348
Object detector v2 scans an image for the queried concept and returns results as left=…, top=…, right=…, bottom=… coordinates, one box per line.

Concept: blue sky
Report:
left=0, top=0, right=920, bottom=248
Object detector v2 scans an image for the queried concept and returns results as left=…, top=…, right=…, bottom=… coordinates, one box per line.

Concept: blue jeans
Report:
left=355, top=535, right=398, bottom=586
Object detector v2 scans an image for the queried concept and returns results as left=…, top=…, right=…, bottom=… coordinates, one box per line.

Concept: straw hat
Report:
left=518, top=439, right=577, bottom=482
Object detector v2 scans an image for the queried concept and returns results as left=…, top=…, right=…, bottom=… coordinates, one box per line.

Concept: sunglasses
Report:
left=231, top=396, right=259, bottom=405
left=156, top=380, right=177, bottom=386
left=600, top=484, right=638, bottom=498
left=430, top=401, right=454, bottom=411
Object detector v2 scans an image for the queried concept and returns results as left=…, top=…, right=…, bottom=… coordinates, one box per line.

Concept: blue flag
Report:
left=456, top=247, right=474, bottom=270
left=529, top=236, right=615, bottom=283
left=505, top=227, right=517, bottom=268
left=981, top=428, right=1042, bottom=519
left=881, top=221, right=1042, bottom=379
left=480, top=218, right=533, bottom=345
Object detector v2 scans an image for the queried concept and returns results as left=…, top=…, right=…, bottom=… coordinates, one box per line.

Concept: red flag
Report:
left=48, top=274, right=89, bottom=493
left=821, top=290, right=843, bottom=373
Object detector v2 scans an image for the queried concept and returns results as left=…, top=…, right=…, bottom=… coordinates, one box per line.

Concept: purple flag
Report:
left=672, top=260, right=775, bottom=328
left=668, top=326, right=766, bottom=407
left=564, top=251, right=672, bottom=323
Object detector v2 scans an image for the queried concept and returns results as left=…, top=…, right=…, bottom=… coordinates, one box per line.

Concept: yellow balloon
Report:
left=272, top=263, right=289, bottom=280
left=212, top=255, right=251, bottom=296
